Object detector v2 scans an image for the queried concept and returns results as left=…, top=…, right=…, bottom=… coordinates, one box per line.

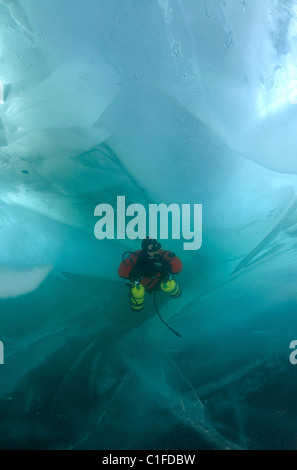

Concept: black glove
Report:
left=144, top=262, right=172, bottom=278
left=161, top=262, right=172, bottom=276
left=149, top=261, right=171, bottom=274
left=130, top=266, right=143, bottom=281
left=142, top=264, right=160, bottom=277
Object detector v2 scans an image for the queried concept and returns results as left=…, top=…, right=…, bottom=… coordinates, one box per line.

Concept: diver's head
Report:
left=141, top=237, right=161, bottom=257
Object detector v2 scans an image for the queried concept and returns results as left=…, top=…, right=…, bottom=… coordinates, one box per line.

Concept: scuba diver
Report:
left=118, top=237, right=183, bottom=313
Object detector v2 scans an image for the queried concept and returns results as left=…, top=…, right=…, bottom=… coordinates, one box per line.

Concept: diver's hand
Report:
left=129, top=266, right=143, bottom=281
left=159, top=262, right=172, bottom=276
left=144, top=262, right=172, bottom=278
left=142, top=264, right=159, bottom=277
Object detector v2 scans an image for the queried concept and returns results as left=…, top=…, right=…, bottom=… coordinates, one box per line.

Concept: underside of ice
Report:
left=1, top=0, right=297, bottom=450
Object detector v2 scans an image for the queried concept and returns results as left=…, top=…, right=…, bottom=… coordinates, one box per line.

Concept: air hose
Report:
left=153, top=289, right=181, bottom=338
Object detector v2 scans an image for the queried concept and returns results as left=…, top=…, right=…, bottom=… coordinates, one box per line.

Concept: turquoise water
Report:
left=1, top=231, right=297, bottom=450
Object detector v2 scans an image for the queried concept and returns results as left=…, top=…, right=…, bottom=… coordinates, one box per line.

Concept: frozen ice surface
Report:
left=0, top=0, right=297, bottom=450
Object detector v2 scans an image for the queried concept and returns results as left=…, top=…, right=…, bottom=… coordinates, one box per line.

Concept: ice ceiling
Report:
left=1, top=0, right=297, bottom=450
